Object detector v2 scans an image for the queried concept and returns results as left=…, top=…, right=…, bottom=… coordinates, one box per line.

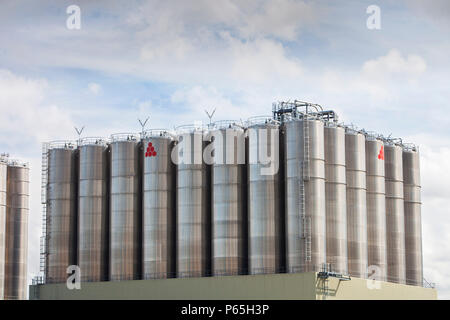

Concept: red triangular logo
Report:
left=378, top=145, right=384, bottom=160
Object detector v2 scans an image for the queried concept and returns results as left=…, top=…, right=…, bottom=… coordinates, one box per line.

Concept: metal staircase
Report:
left=300, top=117, right=311, bottom=263
left=40, top=143, right=49, bottom=280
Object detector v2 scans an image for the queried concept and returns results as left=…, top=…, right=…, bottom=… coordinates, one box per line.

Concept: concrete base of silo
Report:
left=29, top=272, right=437, bottom=300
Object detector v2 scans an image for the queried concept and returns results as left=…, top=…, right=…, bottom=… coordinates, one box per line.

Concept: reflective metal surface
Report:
left=110, top=140, right=140, bottom=281
left=211, top=126, right=247, bottom=276
left=324, top=125, right=347, bottom=274
left=365, top=138, right=387, bottom=281
left=46, top=148, right=78, bottom=284
left=403, top=149, right=423, bottom=286
left=4, top=165, right=29, bottom=300
left=0, top=161, right=7, bottom=299
left=345, top=131, right=368, bottom=278
left=78, top=144, right=109, bottom=282
left=284, top=119, right=326, bottom=273
left=384, top=144, right=406, bottom=284
left=142, top=134, right=176, bottom=279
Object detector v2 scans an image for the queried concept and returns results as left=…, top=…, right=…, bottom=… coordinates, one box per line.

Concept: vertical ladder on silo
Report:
left=40, top=143, right=49, bottom=279
left=301, top=117, right=312, bottom=263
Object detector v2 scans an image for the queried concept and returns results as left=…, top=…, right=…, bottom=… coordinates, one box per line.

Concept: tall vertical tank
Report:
left=284, top=117, right=326, bottom=273
left=46, top=143, right=78, bottom=284
left=345, top=129, right=368, bottom=278
left=248, top=118, right=283, bottom=275
left=78, top=138, right=109, bottom=282
left=210, top=121, right=247, bottom=276
left=4, top=163, right=29, bottom=300
left=384, top=142, right=406, bottom=284
left=403, top=147, right=423, bottom=286
left=110, top=134, right=141, bottom=281
left=0, top=159, right=7, bottom=299
left=142, top=130, right=176, bottom=279
left=176, top=127, right=211, bottom=277
left=365, top=135, right=387, bottom=281
left=324, top=124, right=348, bottom=274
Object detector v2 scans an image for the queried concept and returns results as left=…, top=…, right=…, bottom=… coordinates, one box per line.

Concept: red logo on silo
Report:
left=378, top=145, right=384, bottom=160
left=145, top=142, right=157, bottom=157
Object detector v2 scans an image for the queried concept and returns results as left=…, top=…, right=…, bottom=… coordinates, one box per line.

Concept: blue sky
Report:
left=0, top=0, right=449, bottom=298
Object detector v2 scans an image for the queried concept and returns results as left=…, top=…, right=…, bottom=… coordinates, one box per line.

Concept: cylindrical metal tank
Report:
left=142, top=130, right=176, bottom=279
left=403, top=147, right=423, bottom=286
left=284, top=117, right=326, bottom=273
left=0, top=160, right=7, bottom=299
left=324, top=124, right=348, bottom=274
left=248, top=118, right=283, bottom=275
left=46, top=144, right=78, bottom=284
left=78, top=138, right=109, bottom=282
left=345, top=130, right=368, bottom=279
left=365, top=136, right=387, bottom=281
left=384, top=143, right=406, bottom=284
left=176, top=128, right=211, bottom=278
left=4, top=163, right=29, bottom=300
left=110, top=134, right=141, bottom=281
left=211, top=122, right=247, bottom=276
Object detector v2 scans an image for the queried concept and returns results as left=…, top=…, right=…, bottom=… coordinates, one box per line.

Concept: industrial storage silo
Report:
left=248, top=118, right=283, bottom=275
left=324, top=124, right=348, bottom=274
left=384, top=142, right=406, bottom=284
left=345, top=129, right=368, bottom=279
left=46, top=143, right=78, bottom=284
left=142, top=130, right=176, bottom=279
left=4, top=162, right=29, bottom=300
left=78, top=138, right=109, bottom=282
left=110, top=134, right=141, bottom=281
left=284, top=116, right=326, bottom=273
left=403, top=147, right=423, bottom=286
left=176, top=127, right=211, bottom=278
left=0, top=159, right=7, bottom=299
left=210, top=122, right=247, bottom=276
left=365, top=135, right=387, bottom=281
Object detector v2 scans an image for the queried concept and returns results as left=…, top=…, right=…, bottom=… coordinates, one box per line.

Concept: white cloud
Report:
left=88, top=82, right=101, bottom=95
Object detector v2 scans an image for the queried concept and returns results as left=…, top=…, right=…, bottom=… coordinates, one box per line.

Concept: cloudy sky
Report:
left=0, top=0, right=449, bottom=298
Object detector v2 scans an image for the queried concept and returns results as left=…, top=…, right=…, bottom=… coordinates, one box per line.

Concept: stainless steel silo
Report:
left=345, top=130, right=368, bottom=279
left=365, top=136, right=387, bottom=281
left=4, top=163, right=29, bottom=300
left=0, top=160, right=7, bottom=299
left=211, top=122, right=247, bottom=276
left=248, top=118, right=283, bottom=275
left=324, top=124, right=348, bottom=274
left=403, top=147, right=423, bottom=286
left=284, top=117, right=326, bottom=273
left=78, top=138, right=109, bottom=282
left=46, top=144, right=78, bottom=284
left=176, top=127, right=211, bottom=278
left=110, top=134, right=141, bottom=281
left=142, top=130, right=176, bottom=279
left=384, top=143, right=406, bottom=284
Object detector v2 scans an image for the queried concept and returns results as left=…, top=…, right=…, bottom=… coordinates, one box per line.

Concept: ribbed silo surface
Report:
left=0, top=161, right=7, bottom=299
left=324, top=125, right=347, bottom=274
left=248, top=120, right=283, bottom=275
left=365, top=138, right=387, bottom=281
left=211, top=124, right=247, bottom=276
left=176, top=130, right=211, bottom=278
left=403, top=148, right=423, bottom=286
left=142, top=132, right=176, bottom=279
left=4, top=164, right=29, bottom=300
left=78, top=140, right=109, bottom=282
left=345, top=131, right=368, bottom=278
left=284, top=118, right=326, bottom=273
left=384, top=143, right=406, bottom=284
left=110, top=137, right=141, bottom=281
left=47, top=147, right=78, bottom=284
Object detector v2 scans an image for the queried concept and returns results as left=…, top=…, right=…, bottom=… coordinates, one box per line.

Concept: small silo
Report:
left=345, top=129, right=368, bottom=279
left=0, top=159, right=7, bottom=299
left=176, top=126, right=211, bottom=278
left=210, top=121, right=247, bottom=276
left=142, top=130, right=176, bottom=279
left=403, top=146, right=423, bottom=286
left=324, top=123, right=348, bottom=274
left=4, top=162, right=29, bottom=299
left=109, top=134, right=141, bottom=281
left=384, top=141, right=406, bottom=284
left=46, top=143, right=78, bottom=284
left=365, top=135, right=387, bottom=281
left=248, top=117, right=283, bottom=275
left=78, top=138, right=109, bottom=282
